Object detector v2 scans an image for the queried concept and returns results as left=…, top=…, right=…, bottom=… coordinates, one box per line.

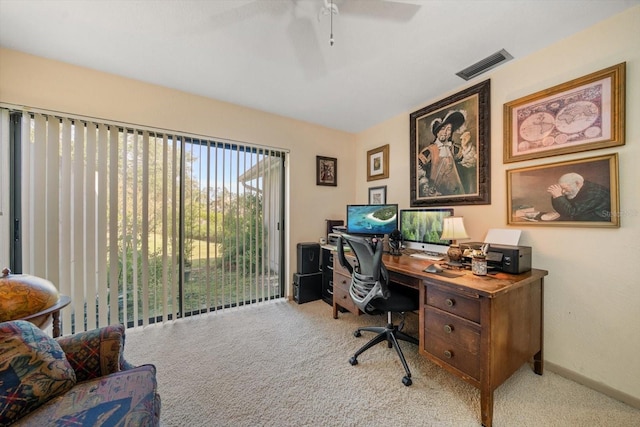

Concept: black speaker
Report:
left=297, top=242, right=320, bottom=274
left=293, top=272, right=322, bottom=304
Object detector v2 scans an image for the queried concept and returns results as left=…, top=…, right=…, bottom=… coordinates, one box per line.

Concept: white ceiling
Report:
left=1, top=0, right=638, bottom=133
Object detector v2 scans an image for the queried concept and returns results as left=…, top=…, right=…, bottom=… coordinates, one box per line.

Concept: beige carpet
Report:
left=124, top=299, right=639, bottom=426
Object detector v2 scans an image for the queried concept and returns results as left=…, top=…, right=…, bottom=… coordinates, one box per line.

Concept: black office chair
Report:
left=337, top=234, right=419, bottom=386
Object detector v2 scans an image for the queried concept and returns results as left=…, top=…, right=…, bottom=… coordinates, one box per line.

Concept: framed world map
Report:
left=503, top=63, right=625, bottom=163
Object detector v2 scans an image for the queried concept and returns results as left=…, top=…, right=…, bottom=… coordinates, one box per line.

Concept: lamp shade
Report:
left=440, top=216, right=469, bottom=241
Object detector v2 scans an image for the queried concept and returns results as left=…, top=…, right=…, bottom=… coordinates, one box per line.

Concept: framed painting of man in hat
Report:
left=410, top=79, right=491, bottom=206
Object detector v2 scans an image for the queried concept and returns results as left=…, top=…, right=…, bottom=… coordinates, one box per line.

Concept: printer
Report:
left=461, top=242, right=532, bottom=274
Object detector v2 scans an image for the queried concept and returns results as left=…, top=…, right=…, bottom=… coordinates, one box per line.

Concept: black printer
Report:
left=461, top=242, right=532, bottom=274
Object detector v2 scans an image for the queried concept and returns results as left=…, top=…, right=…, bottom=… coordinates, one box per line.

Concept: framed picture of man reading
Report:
left=410, top=79, right=491, bottom=206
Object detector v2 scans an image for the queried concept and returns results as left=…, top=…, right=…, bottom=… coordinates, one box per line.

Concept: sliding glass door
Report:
left=3, top=108, right=286, bottom=334
left=181, top=138, right=285, bottom=315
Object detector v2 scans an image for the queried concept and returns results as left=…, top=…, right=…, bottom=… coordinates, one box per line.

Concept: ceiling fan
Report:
left=318, top=0, right=339, bottom=46
left=204, top=0, right=421, bottom=77
left=317, top=0, right=420, bottom=46
left=318, top=0, right=339, bottom=21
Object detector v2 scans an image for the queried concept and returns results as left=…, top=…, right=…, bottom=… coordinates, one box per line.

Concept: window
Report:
left=3, top=108, right=286, bottom=333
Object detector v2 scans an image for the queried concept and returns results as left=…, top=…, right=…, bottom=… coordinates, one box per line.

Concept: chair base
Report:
left=349, top=312, right=419, bottom=386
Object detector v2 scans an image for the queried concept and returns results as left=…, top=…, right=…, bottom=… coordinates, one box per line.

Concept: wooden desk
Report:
left=333, top=251, right=548, bottom=427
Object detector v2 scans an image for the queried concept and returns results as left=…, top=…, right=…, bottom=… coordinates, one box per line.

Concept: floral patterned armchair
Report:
left=0, top=320, right=160, bottom=426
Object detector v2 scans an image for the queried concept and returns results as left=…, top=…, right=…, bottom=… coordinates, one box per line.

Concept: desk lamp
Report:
left=440, top=216, right=469, bottom=265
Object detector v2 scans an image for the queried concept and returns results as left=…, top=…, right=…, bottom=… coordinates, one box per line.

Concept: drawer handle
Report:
left=443, top=350, right=453, bottom=359
left=443, top=324, right=453, bottom=334
left=445, top=298, right=455, bottom=307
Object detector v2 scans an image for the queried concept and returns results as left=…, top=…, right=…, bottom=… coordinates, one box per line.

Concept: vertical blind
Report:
left=0, top=110, right=9, bottom=264
left=8, top=109, right=285, bottom=334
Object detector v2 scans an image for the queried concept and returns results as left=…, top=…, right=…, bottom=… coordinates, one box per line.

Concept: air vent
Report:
left=456, top=49, right=513, bottom=81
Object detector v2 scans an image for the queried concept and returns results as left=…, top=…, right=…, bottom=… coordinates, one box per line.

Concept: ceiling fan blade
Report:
left=287, top=15, right=327, bottom=80
left=205, top=0, right=291, bottom=30
left=338, top=0, right=420, bottom=22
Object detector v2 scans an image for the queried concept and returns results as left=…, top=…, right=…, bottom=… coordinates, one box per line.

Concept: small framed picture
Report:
left=368, top=186, right=387, bottom=204
left=506, top=153, right=619, bottom=227
left=367, top=144, right=389, bottom=181
left=316, top=155, right=337, bottom=186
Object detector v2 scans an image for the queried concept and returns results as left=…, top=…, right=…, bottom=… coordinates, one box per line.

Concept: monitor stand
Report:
left=406, top=250, right=446, bottom=261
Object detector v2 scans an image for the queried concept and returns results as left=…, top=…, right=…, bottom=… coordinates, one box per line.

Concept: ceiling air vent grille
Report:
left=456, top=49, right=513, bottom=81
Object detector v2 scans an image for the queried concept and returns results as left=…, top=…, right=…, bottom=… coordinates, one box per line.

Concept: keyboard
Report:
left=409, top=252, right=445, bottom=261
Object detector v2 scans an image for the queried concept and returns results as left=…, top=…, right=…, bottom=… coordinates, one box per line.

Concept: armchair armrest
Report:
left=55, top=324, right=131, bottom=382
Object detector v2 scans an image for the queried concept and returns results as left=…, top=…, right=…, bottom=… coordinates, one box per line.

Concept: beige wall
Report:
left=356, top=6, right=640, bottom=404
left=0, top=47, right=357, bottom=309
left=1, top=5, right=639, bottom=406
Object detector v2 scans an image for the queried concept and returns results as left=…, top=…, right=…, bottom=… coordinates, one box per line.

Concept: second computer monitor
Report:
left=346, top=204, right=398, bottom=237
left=399, top=208, right=454, bottom=254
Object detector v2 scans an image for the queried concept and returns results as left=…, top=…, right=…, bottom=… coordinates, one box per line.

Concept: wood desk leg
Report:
left=332, top=303, right=338, bottom=319
left=534, top=349, right=544, bottom=375
left=534, top=278, right=544, bottom=375
left=52, top=310, right=61, bottom=338
left=480, top=388, right=494, bottom=427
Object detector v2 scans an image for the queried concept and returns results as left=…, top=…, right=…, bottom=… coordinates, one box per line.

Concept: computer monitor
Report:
left=399, top=208, right=454, bottom=254
left=346, top=204, right=398, bottom=237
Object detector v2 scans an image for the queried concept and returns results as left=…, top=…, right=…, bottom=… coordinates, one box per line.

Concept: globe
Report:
left=0, top=268, right=61, bottom=328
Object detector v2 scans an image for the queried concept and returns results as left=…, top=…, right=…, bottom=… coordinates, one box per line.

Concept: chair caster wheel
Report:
left=354, top=331, right=361, bottom=337
left=349, top=357, right=358, bottom=366
left=402, top=376, right=412, bottom=386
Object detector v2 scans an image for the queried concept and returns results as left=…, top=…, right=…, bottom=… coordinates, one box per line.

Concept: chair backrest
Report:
left=336, top=234, right=390, bottom=314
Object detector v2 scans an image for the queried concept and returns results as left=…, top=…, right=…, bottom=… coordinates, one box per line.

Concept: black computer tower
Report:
left=293, top=272, right=322, bottom=304
left=297, top=242, right=320, bottom=274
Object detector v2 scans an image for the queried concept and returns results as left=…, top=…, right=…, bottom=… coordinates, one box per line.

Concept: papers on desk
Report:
left=484, top=229, right=521, bottom=246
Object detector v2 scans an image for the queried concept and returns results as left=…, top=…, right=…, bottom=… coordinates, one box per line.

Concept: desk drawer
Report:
left=333, top=272, right=359, bottom=315
left=425, top=285, right=480, bottom=323
left=423, top=334, right=480, bottom=380
left=388, top=271, right=420, bottom=290
left=424, top=306, right=480, bottom=354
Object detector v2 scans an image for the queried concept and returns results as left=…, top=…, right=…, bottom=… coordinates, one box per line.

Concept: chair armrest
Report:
left=336, top=236, right=354, bottom=275
left=55, top=324, right=130, bottom=382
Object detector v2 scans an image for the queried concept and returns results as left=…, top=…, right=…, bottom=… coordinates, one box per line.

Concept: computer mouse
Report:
left=424, top=264, right=443, bottom=273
